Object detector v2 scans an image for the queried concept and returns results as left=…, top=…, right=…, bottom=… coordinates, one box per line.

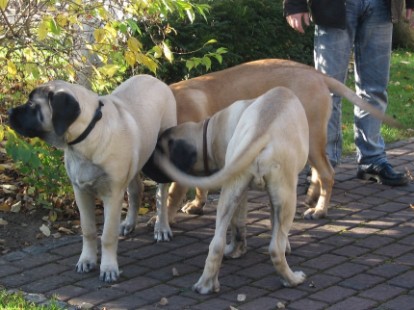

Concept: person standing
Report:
left=283, top=0, right=413, bottom=186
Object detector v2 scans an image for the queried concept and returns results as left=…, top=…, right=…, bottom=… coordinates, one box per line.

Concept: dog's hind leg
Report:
left=193, top=177, right=250, bottom=295
left=304, top=151, right=334, bottom=220
left=75, top=188, right=98, bottom=274
left=181, top=187, right=208, bottom=215
left=120, top=176, right=143, bottom=236
left=147, top=182, right=188, bottom=227
left=224, top=194, right=248, bottom=259
left=267, top=172, right=306, bottom=287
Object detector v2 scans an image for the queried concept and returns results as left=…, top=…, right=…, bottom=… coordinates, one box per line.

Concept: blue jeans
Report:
left=314, top=0, right=393, bottom=167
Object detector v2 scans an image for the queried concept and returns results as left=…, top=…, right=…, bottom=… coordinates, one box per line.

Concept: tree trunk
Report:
left=393, top=9, right=414, bottom=49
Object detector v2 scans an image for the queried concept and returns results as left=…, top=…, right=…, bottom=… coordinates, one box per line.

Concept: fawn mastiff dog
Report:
left=142, top=58, right=397, bottom=241
left=8, top=75, right=177, bottom=282
left=154, top=87, right=309, bottom=294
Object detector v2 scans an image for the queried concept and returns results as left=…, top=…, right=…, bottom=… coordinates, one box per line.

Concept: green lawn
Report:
left=342, top=49, right=414, bottom=155
left=0, top=290, right=64, bottom=309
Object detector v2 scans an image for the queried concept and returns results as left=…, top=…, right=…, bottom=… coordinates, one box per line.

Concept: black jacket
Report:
left=284, top=0, right=414, bottom=28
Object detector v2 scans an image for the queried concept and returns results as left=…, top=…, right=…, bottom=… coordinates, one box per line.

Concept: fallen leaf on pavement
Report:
left=39, top=224, right=51, bottom=237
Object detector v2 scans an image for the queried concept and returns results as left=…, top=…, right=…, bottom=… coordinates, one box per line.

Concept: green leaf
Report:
left=49, top=18, right=60, bottom=35
left=201, top=56, right=211, bottom=71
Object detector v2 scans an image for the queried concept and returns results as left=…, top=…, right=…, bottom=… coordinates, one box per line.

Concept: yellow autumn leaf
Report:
left=136, top=53, right=158, bottom=73
left=0, top=125, right=4, bottom=142
left=104, top=24, right=117, bottom=40
left=127, top=37, right=142, bottom=52
left=56, top=14, right=68, bottom=27
left=7, top=60, right=17, bottom=75
left=124, top=51, right=136, bottom=66
left=37, top=18, right=49, bottom=41
left=0, top=0, right=8, bottom=10
left=94, top=29, right=106, bottom=43
left=138, top=207, right=149, bottom=215
left=99, top=64, right=119, bottom=77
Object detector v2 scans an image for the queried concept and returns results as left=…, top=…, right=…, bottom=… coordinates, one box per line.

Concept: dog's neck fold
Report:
left=68, top=101, right=104, bottom=146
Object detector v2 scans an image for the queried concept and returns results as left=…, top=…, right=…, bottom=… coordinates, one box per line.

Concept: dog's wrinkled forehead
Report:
left=28, top=85, right=53, bottom=105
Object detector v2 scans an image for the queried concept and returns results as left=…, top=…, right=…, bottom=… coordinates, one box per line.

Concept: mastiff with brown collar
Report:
left=8, top=75, right=177, bottom=282
left=155, top=87, right=309, bottom=294
left=143, top=59, right=398, bottom=236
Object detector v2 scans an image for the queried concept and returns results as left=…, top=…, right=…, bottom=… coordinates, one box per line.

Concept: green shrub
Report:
left=4, top=127, right=72, bottom=213
left=153, top=0, right=315, bottom=83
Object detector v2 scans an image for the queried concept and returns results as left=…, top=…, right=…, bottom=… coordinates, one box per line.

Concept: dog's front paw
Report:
left=181, top=200, right=205, bottom=215
left=154, top=220, right=173, bottom=242
left=193, top=276, right=220, bottom=295
left=281, top=270, right=306, bottom=287
left=99, top=264, right=120, bottom=283
left=76, top=258, right=97, bottom=273
left=303, top=207, right=327, bottom=220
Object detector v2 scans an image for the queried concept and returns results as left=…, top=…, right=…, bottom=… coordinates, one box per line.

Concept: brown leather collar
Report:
left=202, top=118, right=211, bottom=175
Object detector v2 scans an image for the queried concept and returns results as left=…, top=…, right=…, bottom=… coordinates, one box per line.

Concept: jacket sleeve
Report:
left=407, top=0, right=414, bottom=9
left=283, top=0, right=309, bottom=16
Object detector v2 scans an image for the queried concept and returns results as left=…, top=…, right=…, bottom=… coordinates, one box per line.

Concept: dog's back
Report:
left=170, top=59, right=326, bottom=124
left=157, top=86, right=309, bottom=190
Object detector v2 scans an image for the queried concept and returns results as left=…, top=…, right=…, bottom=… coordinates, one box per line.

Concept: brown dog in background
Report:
left=140, top=59, right=397, bottom=240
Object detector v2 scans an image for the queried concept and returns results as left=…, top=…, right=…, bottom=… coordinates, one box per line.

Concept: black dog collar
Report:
left=68, top=101, right=104, bottom=146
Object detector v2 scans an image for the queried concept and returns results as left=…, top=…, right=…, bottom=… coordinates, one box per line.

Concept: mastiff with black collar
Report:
left=155, top=87, right=309, bottom=294
left=8, top=75, right=177, bottom=282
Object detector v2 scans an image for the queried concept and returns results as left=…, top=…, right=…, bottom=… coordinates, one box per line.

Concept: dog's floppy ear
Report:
left=49, top=91, right=81, bottom=136
left=169, top=139, right=197, bottom=173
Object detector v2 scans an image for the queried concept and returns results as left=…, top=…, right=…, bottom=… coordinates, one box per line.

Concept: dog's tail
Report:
left=155, top=134, right=271, bottom=190
left=323, top=75, right=403, bottom=128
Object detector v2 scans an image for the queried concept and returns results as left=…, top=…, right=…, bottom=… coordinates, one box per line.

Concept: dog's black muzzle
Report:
left=8, top=104, right=46, bottom=139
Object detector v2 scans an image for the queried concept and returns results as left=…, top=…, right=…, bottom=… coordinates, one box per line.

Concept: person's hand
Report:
left=286, top=13, right=310, bottom=34
left=406, top=8, right=413, bottom=28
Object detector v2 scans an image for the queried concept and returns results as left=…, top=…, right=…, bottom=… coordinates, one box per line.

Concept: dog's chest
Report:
left=65, top=150, right=111, bottom=195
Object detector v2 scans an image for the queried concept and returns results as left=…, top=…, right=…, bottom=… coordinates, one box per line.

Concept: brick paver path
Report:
left=1, top=139, right=413, bottom=310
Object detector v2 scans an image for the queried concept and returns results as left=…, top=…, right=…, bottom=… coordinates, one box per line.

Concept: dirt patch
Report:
left=0, top=210, right=53, bottom=252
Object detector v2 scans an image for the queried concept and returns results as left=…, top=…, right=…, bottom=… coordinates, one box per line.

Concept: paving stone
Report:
left=111, top=276, right=160, bottom=293
left=354, top=234, right=394, bottom=249
left=333, top=244, right=371, bottom=258
left=311, top=285, right=356, bottom=303
left=192, top=297, right=237, bottom=310
left=0, top=264, right=22, bottom=277
left=301, top=254, right=348, bottom=270
left=48, top=285, right=91, bottom=301
left=358, top=283, right=406, bottom=302
left=288, top=298, right=328, bottom=310
left=324, top=296, right=378, bottom=310
left=373, top=243, right=413, bottom=258
left=238, top=296, right=284, bottom=310
left=137, top=284, right=181, bottom=303
left=381, top=294, right=414, bottom=310
left=388, top=270, right=414, bottom=289
left=1, top=141, right=414, bottom=309
left=325, top=262, right=369, bottom=278
left=268, top=287, right=308, bottom=302
left=340, top=273, right=385, bottom=290
left=367, top=262, right=410, bottom=278
left=220, top=285, right=268, bottom=302
left=68, top=287, right=127, bottom=308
